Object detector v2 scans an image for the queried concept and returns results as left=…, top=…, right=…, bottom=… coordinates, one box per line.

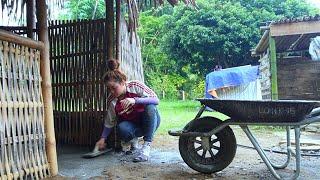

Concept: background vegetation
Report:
left=156, top=100, right=229, bottom=134
left=61, top=0, right=319, bottom=100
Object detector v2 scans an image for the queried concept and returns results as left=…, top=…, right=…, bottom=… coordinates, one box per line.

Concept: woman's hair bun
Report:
left=107, top=59, right=120, bottom=70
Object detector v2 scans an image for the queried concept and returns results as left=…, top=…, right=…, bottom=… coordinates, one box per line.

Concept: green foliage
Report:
left=236, top=0, right=319, bottom=17
left=146, top=72, right=186, bottom=100
left=59, top=0, right=106, bottom=20
left=157, top=100, right=229, bottom=134
left=139, top=0, right=318, bottom=100
left=62, top=0, right=319, bottom=100
left=163, top=2, right=255, bottom=73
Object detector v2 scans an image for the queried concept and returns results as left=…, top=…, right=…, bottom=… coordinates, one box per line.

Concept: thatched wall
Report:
left=120, top=17, right=144, bottom=82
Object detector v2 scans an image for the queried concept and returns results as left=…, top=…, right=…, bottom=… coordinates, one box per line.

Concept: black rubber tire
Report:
left=179, top=116, right=237, bottom=174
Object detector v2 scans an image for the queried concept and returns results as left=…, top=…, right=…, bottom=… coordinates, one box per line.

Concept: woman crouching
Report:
left=96, top=59, right=161, bottom=162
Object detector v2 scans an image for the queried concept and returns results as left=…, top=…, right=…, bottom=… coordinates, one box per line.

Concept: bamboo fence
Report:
left=0, top=31, right=50, bottom=179
left=2, top=17, right=145, bottom=148
left=48, top=18, right=144, bottom=146
left=49, top=19, right=108, bottom=146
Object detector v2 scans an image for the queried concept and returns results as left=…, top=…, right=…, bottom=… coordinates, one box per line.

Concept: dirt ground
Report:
left=54, top=127, right=320, bottom=180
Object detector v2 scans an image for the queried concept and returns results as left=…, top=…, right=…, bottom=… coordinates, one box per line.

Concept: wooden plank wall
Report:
left=0, top=40, right=50, bottom=179
left=49, top=19, right=107, bottom=146
left=277, top=57, right=320, bottom=100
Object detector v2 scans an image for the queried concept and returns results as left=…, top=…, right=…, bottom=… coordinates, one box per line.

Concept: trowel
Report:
left=82, top=145, right=112, bottom=158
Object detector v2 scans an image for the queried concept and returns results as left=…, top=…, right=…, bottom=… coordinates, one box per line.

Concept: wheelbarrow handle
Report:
left=310, top=107, right=320, bottom=117
left=303, top=107, right=320, bottom=125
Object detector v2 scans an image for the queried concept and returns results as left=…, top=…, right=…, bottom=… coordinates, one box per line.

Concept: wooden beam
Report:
left=270, top=21, right=320, bottom=37
left=0, top=29, right=44, bottom=50
left=26, top=0, right=35, bottom=39
left=269, top=36, right=278, bottom=100
left=288, top=34, right=304, bottom=50
left=106, top=0, right=114, bottom=59
left=252, top=30, right=269, bottom=55
left=36, top=0, right=58, bottom=176
left=116, top=0, right=120, bottom=60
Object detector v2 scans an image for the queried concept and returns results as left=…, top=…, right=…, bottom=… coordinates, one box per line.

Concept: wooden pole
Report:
left=27, top=0, right=35, bottom=39
left=269, top=35, right=278, bottom=100
left=116, top=0, right=121, bottom=60
left=36, top=0, right=58, bottom=176
left=106, top=0, right=114, bottom=59
left=0, top=29, right=44, bottom=50
left=182, top=91, right=185, bottom=101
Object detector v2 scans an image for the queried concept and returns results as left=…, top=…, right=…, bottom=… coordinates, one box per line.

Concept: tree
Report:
left=139, top=10, right=186, bottom=99
left=60, top=0, right=320, bottom=99
left=236, top=0, right=319, bottom=18
left=139, top=0, right=319, bottom=99
left=59, top=0, right=106, bottom=20
left=161, top=0, right=319, bottom=76
left=162, top=1, right=260, bottom=75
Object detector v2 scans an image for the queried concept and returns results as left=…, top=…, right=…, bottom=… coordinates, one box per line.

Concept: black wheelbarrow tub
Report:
left=197, top=98, right=320, bottom=123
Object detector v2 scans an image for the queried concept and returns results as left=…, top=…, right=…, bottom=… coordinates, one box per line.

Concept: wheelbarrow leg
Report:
left=240, top=125, right=302, bottom=180
left=292, top=127, right=301, bottom=180
left=240, top=125, right=281, bottom=180
left=271, top=126, right=291, bottom=169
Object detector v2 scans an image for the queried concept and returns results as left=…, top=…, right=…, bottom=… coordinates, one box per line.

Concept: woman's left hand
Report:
left=119, top=98, right=135, bottom=113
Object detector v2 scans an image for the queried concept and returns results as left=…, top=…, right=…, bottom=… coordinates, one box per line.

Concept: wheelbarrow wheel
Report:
left=179, top=116, right=236, bottom=174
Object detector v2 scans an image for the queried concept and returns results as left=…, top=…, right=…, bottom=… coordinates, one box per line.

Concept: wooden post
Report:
left=182, top=91, right=185, bottom=101
left=36, top=0, right=58, bottom=176
left=27, top=0, right=35, bottom=39
left=106, top=0, right=114, bottom=59
left=269, top=35, right=278, bottom=100
left=115, top=0, right=121, bottom=60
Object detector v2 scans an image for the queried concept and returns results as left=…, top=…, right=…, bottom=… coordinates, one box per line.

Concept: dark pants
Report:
left=117, top=105, right=161, bottom=142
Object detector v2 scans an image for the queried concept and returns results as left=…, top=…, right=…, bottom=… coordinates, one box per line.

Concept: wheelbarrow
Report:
left=168, top=99, right=320, bottom=180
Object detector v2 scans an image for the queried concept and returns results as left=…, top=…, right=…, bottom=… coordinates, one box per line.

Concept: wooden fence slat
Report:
left=0, top=41, right=6, bottom=178
left=85, top=20, right=90, bottom=145
left=27, top=47, right=41, bottom=179
left=4, top=41, right=18, bottom=179
left=16, top=46, right=29, bottom=177
left=67, top=20, right=72, bottom=144
left=21, top=46, right=34, bottom=179
left=11, top=43, right=24, bottom=179
left=74, top=19, right=79, bottom=144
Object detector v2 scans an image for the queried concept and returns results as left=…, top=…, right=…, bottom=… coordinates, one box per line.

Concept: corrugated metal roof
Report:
left=271, top=15, right=320, bottom=25
left=252, top=15, right=320, bottom=56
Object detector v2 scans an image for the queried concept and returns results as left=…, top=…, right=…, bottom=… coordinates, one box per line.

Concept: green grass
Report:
left=156, top=100, right=229, bottom=135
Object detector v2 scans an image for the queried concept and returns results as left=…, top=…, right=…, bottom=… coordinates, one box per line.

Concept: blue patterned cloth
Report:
left=205, top=65, right=259, bottom=98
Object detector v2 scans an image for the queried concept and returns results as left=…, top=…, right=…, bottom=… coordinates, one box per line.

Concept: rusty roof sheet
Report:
left=252, top=15, right=320, bottom=55
left=271, top=15, right=320, bottom=25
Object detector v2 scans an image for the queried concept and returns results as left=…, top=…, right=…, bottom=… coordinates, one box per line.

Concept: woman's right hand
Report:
left=96, top=138, right=106, bottom=150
